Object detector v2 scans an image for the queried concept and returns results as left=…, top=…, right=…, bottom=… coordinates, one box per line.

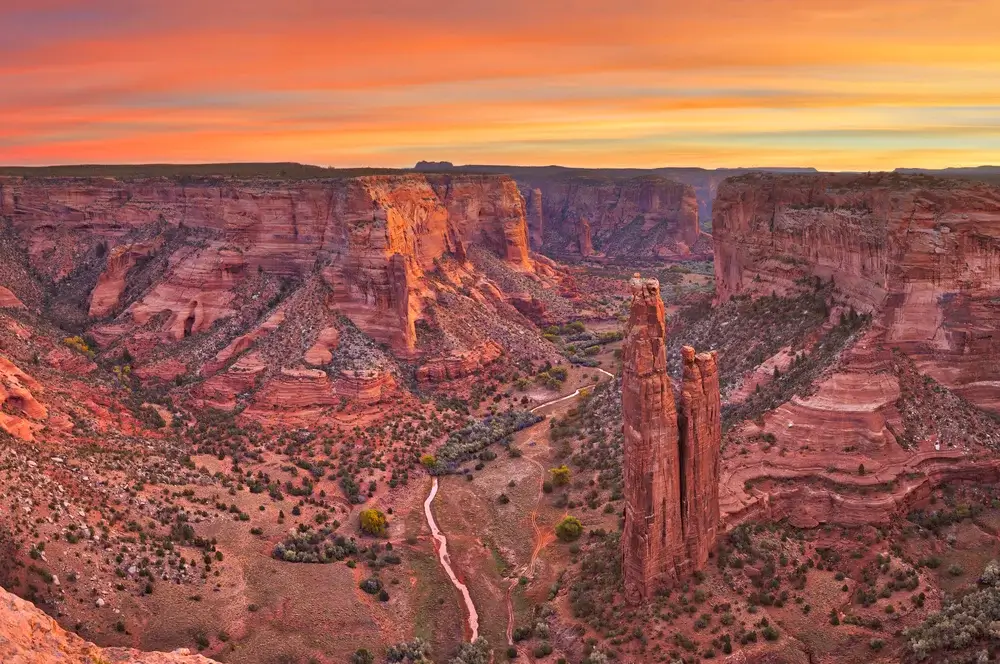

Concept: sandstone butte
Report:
left=0, top=173, right=532, bottom=357
left=621, top=275, right=721, bottom=602
left=712, top=172, right=1000, bottom=531
left=0, top=585, right=219, bottom=664
left=514, top=175, right=706, bottom=260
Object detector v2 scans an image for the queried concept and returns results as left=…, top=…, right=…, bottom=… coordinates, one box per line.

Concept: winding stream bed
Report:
left=423, top=367, right=616, bottom=642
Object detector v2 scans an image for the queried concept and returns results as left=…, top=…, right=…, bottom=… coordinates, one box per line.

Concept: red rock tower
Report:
left=577, top=217, right=595, bottom=257
left=679, top=346, right=722, bottom=572
left=621, top=276, right=684, bottom=602
left=621, top=275, right=721, bottom=602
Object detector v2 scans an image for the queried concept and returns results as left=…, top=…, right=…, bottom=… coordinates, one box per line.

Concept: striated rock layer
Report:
left=714, top=173, right=1000, bottom=412
left=0, top=173, right=535, bottom=357
left=0, top=286, right=25, bottom=310
left=621, top=276, right=721, bottom=602
left=517, top=175, right=704, bottom=260
left=0, top=585, right=219, bottom=663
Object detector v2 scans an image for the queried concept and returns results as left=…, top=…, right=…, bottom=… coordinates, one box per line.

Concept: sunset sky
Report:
left=3, top=0, right=1000, bottom=170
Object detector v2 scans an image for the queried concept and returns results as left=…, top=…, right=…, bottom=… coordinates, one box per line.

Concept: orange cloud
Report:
left=1, top=0, right=999, bottom=169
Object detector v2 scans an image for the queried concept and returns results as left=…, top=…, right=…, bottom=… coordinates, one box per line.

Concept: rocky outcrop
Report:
left=250, top=366, right=396, bottom=413
left=516, top=175, right=703, bottom=260
left=0, top=585, right=218, bottom=663
left=304, top=326, right=341, bottom=366
left=0, top=173, right=535, bottom=356
left=0, top=356, right=47, bottom=441
left=89, top=240, right=160, bottom=318
left=416, top=341, right=503, bottom=382
left=713, top=172, right=1000, bottom=413
left=0, top=286, right=25, bottom=310
left=621, top=276, right=721, bottom=602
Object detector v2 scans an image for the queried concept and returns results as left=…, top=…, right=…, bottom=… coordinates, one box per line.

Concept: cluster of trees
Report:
left=272, top=525, right=359, bottom=564
left=905, top=560, right=1000, bottom=662
left=432, top=410, right=543, bottom=473
left=357, top=637, right=491, bottom=664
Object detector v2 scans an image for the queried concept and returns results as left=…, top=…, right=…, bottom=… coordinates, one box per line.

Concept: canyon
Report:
left=1, top=164, right=1000, bottom=664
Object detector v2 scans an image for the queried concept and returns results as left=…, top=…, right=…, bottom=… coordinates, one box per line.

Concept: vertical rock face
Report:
left=621, top=277, right=721, bottom=602
left=89, top=240, right=161, bottom=318
left=0, top=173, right=534, bottom=356
left=679, top=346, right=722, bottom=571
left=517, top=175, right=703, bottom=260
left=713, top=172, right=1000, bottom=412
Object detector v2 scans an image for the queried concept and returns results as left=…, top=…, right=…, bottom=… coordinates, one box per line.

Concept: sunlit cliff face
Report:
left=2, top=0, right=999, bottom=170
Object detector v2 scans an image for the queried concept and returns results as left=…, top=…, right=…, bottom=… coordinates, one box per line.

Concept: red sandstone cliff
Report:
left=621, top=276, right=721, bottom=601
left=0, top=173, right=535, bottom=357
left=713, top=172, right=1000, bottom=413
left=517, top=175, right=704, bottom=260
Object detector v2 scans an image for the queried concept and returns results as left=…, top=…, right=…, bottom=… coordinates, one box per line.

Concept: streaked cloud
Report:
left=1, top=0, right=999, bottom=169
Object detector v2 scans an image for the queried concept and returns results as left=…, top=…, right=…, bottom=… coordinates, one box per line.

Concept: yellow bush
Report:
left=359, top=508, right=387, bottom=537
left=63, top=336, right=91, bottom=354
left=549, top=465, right=571, bottom=487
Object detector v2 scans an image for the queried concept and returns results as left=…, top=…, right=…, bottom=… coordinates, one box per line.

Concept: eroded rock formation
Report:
left=0, top=173, right=535, bottom=356
left=0, top=356, right=47, bottom=441
left=679, top=346, right=722, bottom=572
left=0, top=286, right=25, bottom=310
left=517, top=175, right=704, bottom=260
left=621, top=276, right=721, bottom=601
left=577, top=217, right=594, bottom=257
left=713, top=172, right=1000, bottom=413
left=0, top=585, right=218, bottom=663
left=416, top=340, right=503, bottom=382
left=89, top=240, right=160, bottom=318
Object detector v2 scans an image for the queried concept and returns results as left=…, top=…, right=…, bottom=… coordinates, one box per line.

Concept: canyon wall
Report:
left=714, top=172, right=1000, bottom=412
left=0, top=174, right=534, bottom=356
left=517, top=176, right=704, bottom=261
left=621, top=276, right=721, bottom=602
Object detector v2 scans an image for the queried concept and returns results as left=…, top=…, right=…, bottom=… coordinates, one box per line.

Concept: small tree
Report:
left=555, top=516, right=583, bottom=542
left=549, top=465, right=571, bottom=487
left=858, top=464, right=866, bottom=476
left=420, top=454, right=437, bottom=469
left=352, top=649, right=376, bottom=664
left=359, top=508, right=387, bottom=537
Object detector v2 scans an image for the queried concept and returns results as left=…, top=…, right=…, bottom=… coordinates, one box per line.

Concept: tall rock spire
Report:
left=679, top=346, right=722, bottom=572
left=621, top=275, right=722, bottom=602
left=621, top=275, right=683, bottom=602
